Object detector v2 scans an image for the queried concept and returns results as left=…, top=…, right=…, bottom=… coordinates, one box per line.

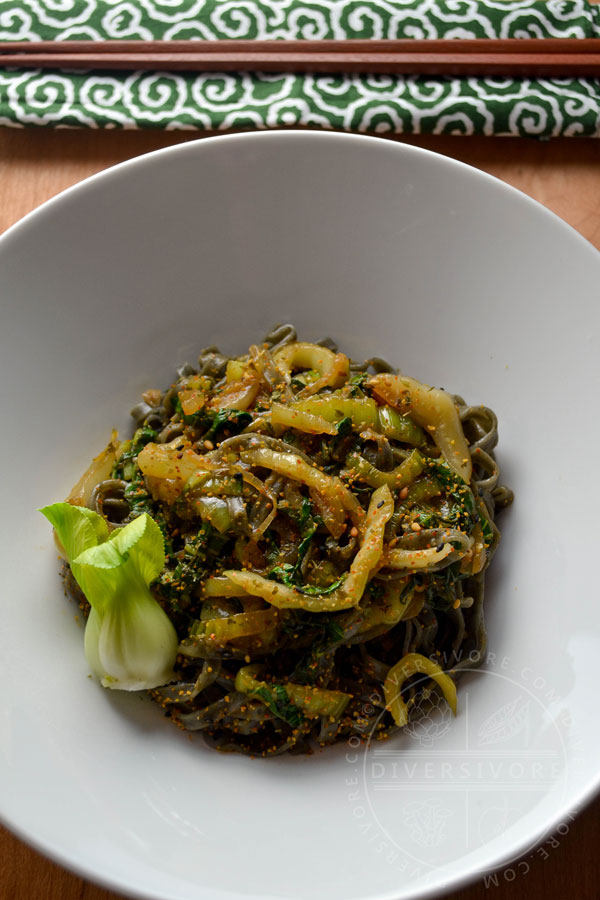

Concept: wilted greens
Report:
left=43, top=325, right=511, bottom=755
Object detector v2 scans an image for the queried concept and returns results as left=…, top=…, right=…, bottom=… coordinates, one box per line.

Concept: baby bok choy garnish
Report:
left=40, top=503, right=177, bottom=691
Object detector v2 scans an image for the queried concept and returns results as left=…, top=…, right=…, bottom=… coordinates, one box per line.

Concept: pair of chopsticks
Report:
left=1, top=39, right=600, bottom=76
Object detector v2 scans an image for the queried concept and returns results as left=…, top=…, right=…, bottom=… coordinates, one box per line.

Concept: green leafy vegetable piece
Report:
left=281, top=611, right=345, bottom=643
left=113, top=426, right=157, bottom=481
left=297, top=519, right=318, bottom=564
left=335, top=416, right=353, bottom=436
left=160, top=524, right=229, bottom=606
left=427, top=460, right=476, bottom=533
left=426, top=561, right=465, bottom=611
left=124, top=477, right=156, bottom=522
left=268, top=565, right=344, bottom=596
left=291, top=614, right=347, bottom=685
left=348, top=372, right=368, bottom=398
left=235, top=664, right=305, bottom=727
left=40, top=503, right=177, bottom=691
left=287, top=496, right=312, bottom=530
left=267, top=505, right=344, bottom=596
left=416, top=510, right=437, bottom=529
left=41, top=502, right=109, bottom=561
left=111, top=426, right=159, bottom=523
left=326, top=619, right=345, bottom=643
left=290, top=369, right=319, bottom=391
left=253, top=683, right=305, bottom=728
left=480, top=511, right=494, bottom=546
left=236, top=664, right=351, bottom=724
left=205, top=409, right=252, bottom=439
left=173, top=396, right=211, bottom=429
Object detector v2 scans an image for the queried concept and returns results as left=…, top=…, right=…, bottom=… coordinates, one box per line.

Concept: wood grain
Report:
left=4, top=37, right=600, bottom=52
left=2, top=798, right=598, bottom=900
left=3, top=39, right=600, bottom=76
left=0, top=125, right=599, bottom=900
left=1, top=129, right=600, bottom=245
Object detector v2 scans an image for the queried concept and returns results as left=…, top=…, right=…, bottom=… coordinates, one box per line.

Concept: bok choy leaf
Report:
left=40, top=503, right=177, bottom=691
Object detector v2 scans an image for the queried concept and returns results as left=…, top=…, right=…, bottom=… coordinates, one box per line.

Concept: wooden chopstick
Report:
left=1, top=39, right=600, bottom=76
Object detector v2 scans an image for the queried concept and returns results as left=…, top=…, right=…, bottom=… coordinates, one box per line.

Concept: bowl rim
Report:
left=1, top=128, right=599, bottom=900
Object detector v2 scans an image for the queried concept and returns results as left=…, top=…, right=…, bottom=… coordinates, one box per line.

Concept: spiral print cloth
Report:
left=1, top=0, right=600, bottom=135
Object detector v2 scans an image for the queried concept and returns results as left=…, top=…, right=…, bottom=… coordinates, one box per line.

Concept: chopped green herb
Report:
left=205, top=409, right=252, bottom=439
left=252, top=683, right=305, bottom=728
left=268, top=565, right=344, bottom=596
left=335, top=416, right=353, bottom=436
left=427, top=460, right=477, bottom=533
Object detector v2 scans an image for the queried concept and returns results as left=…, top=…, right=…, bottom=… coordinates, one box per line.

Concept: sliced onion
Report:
left=229, top=464, right=277, bottom=536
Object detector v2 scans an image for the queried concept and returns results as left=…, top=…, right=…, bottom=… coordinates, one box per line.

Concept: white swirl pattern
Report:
left=0, top=0, right=599, bottom=134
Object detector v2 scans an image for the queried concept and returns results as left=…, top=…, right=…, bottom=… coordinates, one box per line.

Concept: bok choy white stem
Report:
left=40, top=503, right=177, bottom=691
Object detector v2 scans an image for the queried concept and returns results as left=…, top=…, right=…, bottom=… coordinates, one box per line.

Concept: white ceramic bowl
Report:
left=1, top=132, right=599, bottom=900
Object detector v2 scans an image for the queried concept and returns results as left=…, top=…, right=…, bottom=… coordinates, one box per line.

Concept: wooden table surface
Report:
left=1, top=127, right=599, bottom=900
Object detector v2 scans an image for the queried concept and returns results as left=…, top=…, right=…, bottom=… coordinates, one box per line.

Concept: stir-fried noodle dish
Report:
left=43, top=325, right=512, bottom=756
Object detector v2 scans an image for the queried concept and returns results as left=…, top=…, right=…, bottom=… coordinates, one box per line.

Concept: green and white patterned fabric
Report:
left=1, top=0, right=600, bottom=135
